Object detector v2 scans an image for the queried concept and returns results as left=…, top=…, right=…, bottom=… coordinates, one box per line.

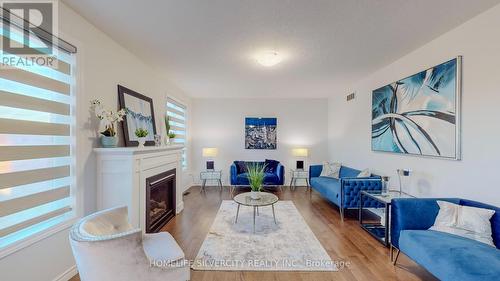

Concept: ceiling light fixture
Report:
left=255, top=51, right=283, bottom=67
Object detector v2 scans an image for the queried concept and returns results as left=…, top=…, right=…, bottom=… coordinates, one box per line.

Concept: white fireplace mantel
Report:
left=94, top=145, right=184, bottom=232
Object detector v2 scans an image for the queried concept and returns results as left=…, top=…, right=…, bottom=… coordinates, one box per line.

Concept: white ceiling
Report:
left=63, top=0, right=500, bottom=98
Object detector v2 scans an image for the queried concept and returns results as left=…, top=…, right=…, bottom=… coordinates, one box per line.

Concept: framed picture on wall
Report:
left=245, top=117, right=277, bottom=149
left=118, top=85, right=157, bottom=147
left=371, top=56, right=462, bottom=160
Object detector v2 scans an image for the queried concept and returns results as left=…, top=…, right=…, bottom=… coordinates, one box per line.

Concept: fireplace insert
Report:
left=145, top=169, right=176, bottom=233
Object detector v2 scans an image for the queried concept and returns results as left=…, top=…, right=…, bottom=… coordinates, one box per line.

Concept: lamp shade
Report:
left=292, top=148, right=308, bottom=157
left=202, top=147, right=218, bottom=157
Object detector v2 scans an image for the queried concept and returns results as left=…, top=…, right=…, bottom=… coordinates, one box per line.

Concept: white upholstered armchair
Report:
left=69, top=206, right=190, bottom=281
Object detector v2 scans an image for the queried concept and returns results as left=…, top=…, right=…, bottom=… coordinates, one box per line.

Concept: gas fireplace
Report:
left=145, top=169, right=176, bottom=233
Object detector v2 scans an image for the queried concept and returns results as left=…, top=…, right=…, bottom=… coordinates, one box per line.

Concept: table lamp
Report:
left=202, top=148, right=218, bottom=170
left=292, top=148, right=308, bottom=170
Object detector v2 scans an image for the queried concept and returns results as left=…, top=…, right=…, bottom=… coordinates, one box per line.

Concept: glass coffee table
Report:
left=233, top=192, right=278, bottom=233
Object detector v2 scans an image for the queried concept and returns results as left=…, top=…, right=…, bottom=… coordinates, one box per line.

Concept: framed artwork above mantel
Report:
left=371, top=57, right=462, bottom=160
left=118, top=85, right=157, bottom=147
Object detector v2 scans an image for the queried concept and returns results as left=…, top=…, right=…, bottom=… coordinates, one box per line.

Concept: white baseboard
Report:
left=53, top=265, right=77, bottom=281
left=176, top=201, right=184, bottom=213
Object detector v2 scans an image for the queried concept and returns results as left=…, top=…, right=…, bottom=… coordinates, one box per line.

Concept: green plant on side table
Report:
left=135, top=128, right=149, bottom=148
left=247, top=163, right=266, bottom=199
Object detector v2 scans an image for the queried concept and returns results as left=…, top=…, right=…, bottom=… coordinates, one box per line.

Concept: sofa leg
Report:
left=340, top=207, right=344, bottom=221
left=393, top=249, right=400, bottom=265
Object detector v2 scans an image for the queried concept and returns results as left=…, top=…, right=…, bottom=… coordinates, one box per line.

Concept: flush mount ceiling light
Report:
left=255, top=51, right=283, bottom=67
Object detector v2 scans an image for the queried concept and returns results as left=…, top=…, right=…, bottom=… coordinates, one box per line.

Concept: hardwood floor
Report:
left=70, top=186, right=436, bottom=281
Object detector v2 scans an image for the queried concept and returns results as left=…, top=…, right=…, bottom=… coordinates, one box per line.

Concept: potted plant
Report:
left=164, top=116, right=177, bottom=145
left=135, top=128, right=149, bottom=148
left=247, top=163, right=266, bottom=199
left=90, top=99, right=126, bottom=148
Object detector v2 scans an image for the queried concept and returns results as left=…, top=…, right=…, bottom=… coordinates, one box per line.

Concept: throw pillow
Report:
left=357, top=169, right=371, bottom=178
left=457, top=205, right=495, bottom=240
left=430, top=201, right=495, bottom=246
left=264, top=159, right=279, bottom=174
left=433, top=200, right=458, bottom=227
left=319, top=162, right=341, bottom=179
left=234, top=161, right=247, bottom=174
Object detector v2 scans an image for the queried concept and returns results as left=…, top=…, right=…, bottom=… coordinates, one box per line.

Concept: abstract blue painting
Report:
left=371, top=57, right=461, bottom=159
left=245, top=117, right=277, bottom=149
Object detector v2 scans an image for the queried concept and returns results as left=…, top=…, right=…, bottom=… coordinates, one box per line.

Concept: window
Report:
left=166, top=98, right=187, bottom=169
left=0, top=28, right=76, bottom=251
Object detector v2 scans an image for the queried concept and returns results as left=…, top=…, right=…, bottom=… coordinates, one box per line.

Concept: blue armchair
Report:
left=230, top=160, right=285, bottom=187
left=309, top=165, right=382, bottom=220
left=391, top=198, right=500, bottom=281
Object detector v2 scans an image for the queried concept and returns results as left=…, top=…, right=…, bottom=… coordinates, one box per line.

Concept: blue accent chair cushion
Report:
left=308, top=164, right=382, bottom=211
left=230, top=161, right=284, bottom=186
left=392, top=198, right=500, bottom=281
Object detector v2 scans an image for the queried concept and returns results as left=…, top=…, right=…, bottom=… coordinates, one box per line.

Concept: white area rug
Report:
left=192, top=200, right=337, bottom=271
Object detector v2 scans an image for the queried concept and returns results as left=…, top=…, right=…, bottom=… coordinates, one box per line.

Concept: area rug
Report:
left=192, top=200, right=337, bottom=271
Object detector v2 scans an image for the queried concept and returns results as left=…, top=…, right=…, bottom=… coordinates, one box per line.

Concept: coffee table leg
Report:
left=235, top=204, right=240, bottom=223
left=272, top=204, right=277, bottom=224
left=253, top=206, right=256, bottom=233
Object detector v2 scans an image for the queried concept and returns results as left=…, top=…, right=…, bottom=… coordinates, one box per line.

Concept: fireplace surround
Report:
left=95, top=146, right=184, bottom=233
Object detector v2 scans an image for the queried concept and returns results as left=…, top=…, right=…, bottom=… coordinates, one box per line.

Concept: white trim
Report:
left=176, top=201, right=184, bottom=214
left=0, top=218, right=76, bottom=259
left=53, top=265, right=77, bottom=281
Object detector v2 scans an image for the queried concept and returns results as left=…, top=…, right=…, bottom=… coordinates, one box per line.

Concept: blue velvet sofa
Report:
left=309, top=165, right=382, bottom=220
left=391, top=198, right=500, bottom=281
left=230, top=160, right=285, bottom=186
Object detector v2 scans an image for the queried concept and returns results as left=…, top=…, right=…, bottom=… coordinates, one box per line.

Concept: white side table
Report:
left=289, top=169, right=309, bottom=190
left=200, top=170, right=223, bottom=192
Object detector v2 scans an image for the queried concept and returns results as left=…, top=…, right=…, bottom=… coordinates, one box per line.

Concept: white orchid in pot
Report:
left=90, top=99, right=126, bottom=148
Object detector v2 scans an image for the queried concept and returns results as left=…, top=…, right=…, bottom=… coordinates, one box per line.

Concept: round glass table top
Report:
left=233, top=192, right=278, bottom=207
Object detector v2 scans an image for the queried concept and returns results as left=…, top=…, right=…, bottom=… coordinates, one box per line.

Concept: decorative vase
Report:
left=137, top=137, right=146, bottom=148
left=100, top=135, right=117, bottom=148
left=250, top=190, right=261, bottom=200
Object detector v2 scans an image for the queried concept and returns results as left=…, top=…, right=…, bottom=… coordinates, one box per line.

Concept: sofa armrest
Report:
left=230, top=164, right=238, bottom=185
left=309, top=165, right=322, bottom=180
left=340, top=177, right=382, bottom=209
left=276, top=164, right=285, bottom=185
left=390, top=198, right=460, bottom=248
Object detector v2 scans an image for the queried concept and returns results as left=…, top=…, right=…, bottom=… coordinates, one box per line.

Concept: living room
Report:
left=1, top=1, right=499, bottom=281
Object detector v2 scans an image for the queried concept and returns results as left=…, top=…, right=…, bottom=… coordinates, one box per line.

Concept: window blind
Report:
left=0, top=27, right=75, bottom=249
left=166, top=98, right=187, bottom=169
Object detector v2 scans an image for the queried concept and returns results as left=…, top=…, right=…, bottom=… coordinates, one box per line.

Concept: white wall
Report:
left=0, top=3, right=192, bottom=281
left=191, top=98, right=329, bottom=185
left=328, top=4, right=500, bottom=206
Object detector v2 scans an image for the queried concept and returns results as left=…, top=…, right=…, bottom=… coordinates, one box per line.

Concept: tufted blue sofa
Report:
left=230, top=161, right=285, bottom=186
left=391, top=198, right=500, bottom=281
left=309, top=165, right=382, bottom=220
